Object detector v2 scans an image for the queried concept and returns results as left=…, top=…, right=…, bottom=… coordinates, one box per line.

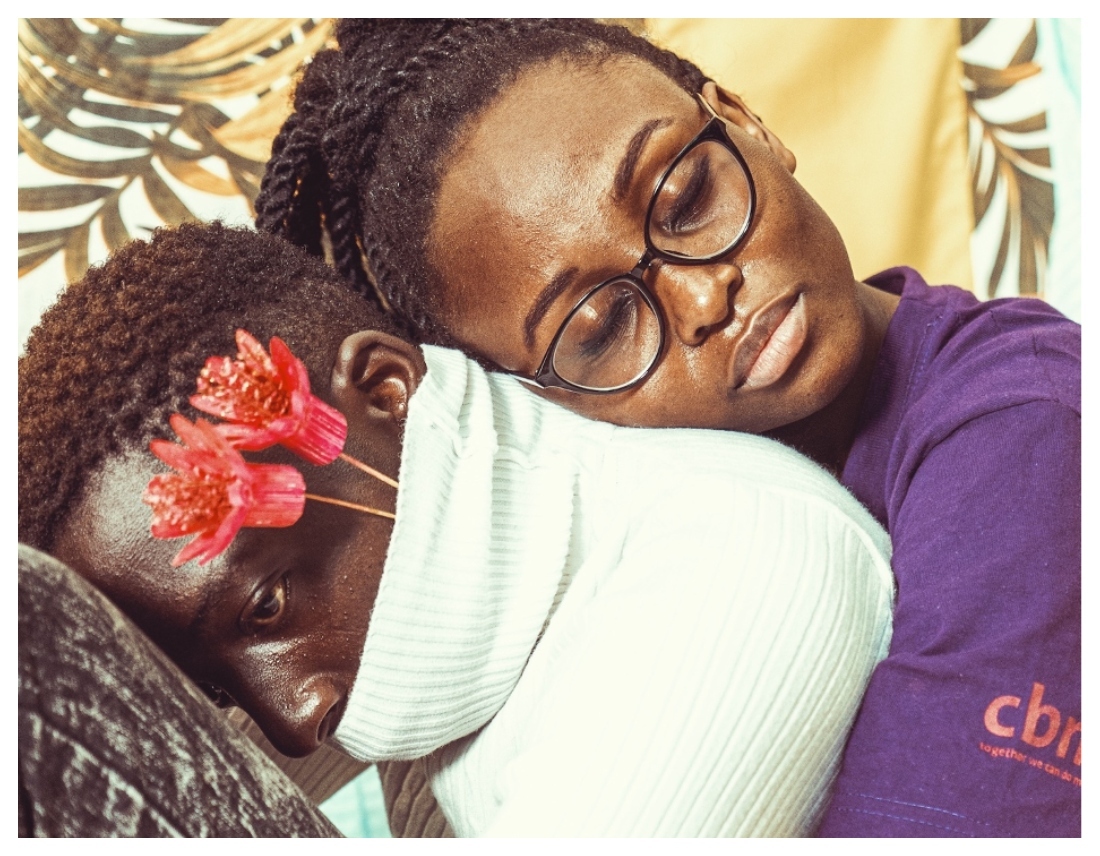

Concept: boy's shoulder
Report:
left=415, top=344, right=889, bottom=561
left=606, top=425, right=890, bottom=559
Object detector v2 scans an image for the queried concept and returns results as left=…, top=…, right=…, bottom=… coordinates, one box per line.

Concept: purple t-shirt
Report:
left=815, top=268, right=1081, bottom=837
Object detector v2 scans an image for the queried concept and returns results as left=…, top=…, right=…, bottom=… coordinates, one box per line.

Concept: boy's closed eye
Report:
left=192, top=575, right=289, bottom=709
left=197, top=681, right=238, bottom=709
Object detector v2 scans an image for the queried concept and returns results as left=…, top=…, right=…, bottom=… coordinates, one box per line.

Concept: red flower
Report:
left=143, top=415, right=305, bottom=567
left=191, top=329, right=347, bottom=465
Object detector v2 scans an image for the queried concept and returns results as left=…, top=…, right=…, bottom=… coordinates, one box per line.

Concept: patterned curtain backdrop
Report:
left=960, top=18, right=1080, bottom=319
left=17, top=18, right=333, bottom=343
left=960, top=18, right=1055, bottom=302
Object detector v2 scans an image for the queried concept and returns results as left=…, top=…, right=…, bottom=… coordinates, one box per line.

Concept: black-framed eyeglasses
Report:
left=512, top=95, right=757, bottom=395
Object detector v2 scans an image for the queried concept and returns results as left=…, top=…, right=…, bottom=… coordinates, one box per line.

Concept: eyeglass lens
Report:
left=551, top=279, right=662, bottom=391
left=549, top=138, right=751, bottom=391
left=647, top=139, right=752, bottom=259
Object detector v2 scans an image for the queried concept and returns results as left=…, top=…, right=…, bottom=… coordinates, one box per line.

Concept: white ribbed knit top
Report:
left=334, top=346, right=894, bottom=837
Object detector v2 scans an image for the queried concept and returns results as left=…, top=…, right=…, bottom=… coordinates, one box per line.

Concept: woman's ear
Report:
left=331, top=331, right=428, bottom=423
left=700, top=80, right=797, bottom=174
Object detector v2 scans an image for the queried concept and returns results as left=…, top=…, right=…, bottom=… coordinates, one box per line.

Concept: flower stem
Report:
left=338, top=452, right=399, bottom=489
left=305, top=493, right=396, bottom=520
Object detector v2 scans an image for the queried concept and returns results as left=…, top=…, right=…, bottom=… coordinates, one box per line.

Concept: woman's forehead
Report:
left=433, top=56, right=696, bottom=251
left=472, top=55, right=692, bottom=153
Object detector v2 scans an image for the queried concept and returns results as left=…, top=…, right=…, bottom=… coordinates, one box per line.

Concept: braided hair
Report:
left=18, top=222, right=405, bottom=552
left=255, top=19, right=707, bottom=345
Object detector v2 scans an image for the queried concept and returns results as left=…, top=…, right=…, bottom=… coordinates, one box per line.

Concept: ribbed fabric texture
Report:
left=334, top=347, right=610, bottom=761
left=336, top=346, right=895, bottom=836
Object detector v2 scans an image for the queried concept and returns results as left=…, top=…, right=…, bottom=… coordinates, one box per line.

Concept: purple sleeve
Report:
left=817, top=401, right=1081, bottom=837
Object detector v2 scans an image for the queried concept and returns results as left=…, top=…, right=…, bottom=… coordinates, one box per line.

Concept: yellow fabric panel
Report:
left=646, top=19, right=974, bottom=289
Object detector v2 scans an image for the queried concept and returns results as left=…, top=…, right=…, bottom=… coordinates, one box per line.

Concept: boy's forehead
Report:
left=54, top=452, right=220, bottom=636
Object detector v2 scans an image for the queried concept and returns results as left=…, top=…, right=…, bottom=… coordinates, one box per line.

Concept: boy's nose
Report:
left=242, top=676, right=346, bottom=758
left=653, top=261, right=742, bottom=347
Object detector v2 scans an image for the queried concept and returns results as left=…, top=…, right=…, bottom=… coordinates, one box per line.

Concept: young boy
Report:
left=19, top=223, right=894, bottom=836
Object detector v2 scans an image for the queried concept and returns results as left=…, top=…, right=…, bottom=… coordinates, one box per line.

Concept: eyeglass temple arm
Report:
left=696, top=90, right=764, bottom=126
left=510, top=372, right=547, bottom=390
left=696, top=92, right=721, bottom=119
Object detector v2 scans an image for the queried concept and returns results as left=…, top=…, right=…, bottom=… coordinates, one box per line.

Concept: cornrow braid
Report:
left=18, top=222, right=407, bottom=553
left=255, top=48, right=345, bottom=256
left=256, top=112, right=328, bottom=259
left=255, top=111, right=306, bottom=236
left=256, top=18, right=707, bottom=346
left=314, top=21, right=482, bottom=310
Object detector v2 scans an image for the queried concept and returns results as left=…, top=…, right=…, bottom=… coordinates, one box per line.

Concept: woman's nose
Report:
left=239, top=676, right=345, bottom=758
left=652, top=261, right=741, bottom=347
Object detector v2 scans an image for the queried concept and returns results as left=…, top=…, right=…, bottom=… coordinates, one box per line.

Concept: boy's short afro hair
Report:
left=19, top=221, right=408, bottom=552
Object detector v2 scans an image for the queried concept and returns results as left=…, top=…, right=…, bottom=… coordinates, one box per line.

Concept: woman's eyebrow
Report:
left=524, top=266, right=579, bottom=349
left=612, top=116, right=674, bottom=203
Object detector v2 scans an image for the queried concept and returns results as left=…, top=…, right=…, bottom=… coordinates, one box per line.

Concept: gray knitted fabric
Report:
left=17, top=544, right=341, bottom=838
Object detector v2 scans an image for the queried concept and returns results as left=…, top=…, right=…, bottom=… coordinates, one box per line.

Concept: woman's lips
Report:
left=729, top=293, right=807, bottom=391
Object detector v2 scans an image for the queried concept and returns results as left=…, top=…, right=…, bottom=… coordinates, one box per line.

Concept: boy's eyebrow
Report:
left=185, top=585, right=217, bottom=637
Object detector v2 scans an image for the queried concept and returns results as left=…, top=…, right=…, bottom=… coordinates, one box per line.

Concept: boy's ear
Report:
left=700, top=80, right=797, bottom=174
left=331, top=332, right=427, bottom=423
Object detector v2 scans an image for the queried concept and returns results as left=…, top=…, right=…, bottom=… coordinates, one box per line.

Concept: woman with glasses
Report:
left=257, top=19, right=1080, bottom=837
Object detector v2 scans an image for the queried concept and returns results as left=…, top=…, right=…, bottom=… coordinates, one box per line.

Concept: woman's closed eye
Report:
left=654, top=152, right=714, bottom=236
left=240, top=575, right=289, bottom=635
left=576, top=289, right=640, bottom=360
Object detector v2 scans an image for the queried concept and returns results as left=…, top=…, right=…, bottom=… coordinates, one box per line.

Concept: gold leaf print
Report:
left=961, top=18, right=1054, bottom=299
left=17, top=18, right=333, bottom=282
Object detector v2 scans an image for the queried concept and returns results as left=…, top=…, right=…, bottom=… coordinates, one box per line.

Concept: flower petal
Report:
left=169, top=414, right=227, bottom=461
left=172, top=502, right=249, bottom=567
left=280, top=396, right=348, bottom=465
left=241, top=464, right=306, bottom=528
left=269, top=335, right=311, bottom=397
left=212, top=421, right=285, bottom=452
left=236, top=328, right=276, bottom=374
left=195, top=503, right=250, bottom=567
left=148, top=438, right=200, bottom=473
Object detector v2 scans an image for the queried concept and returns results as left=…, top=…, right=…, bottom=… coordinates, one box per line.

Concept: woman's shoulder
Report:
left=874, top=267, right=1080, bottom=420
left=845, top=269, right=1079, bottom=522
